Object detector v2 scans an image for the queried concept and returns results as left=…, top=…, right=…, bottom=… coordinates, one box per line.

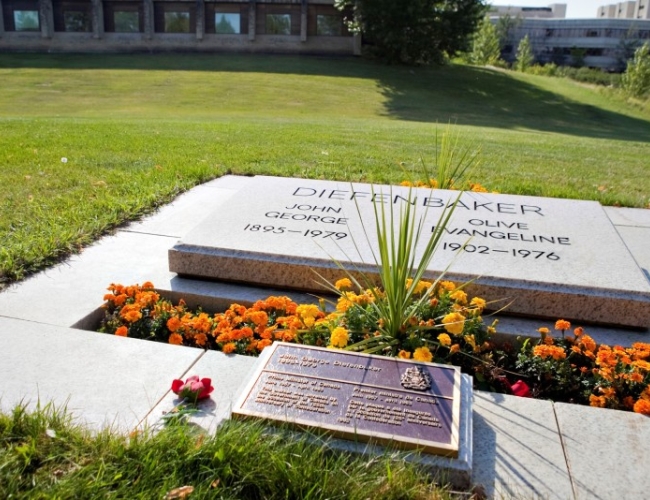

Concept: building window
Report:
left=114, top=11, right=139, bottom=32
left=53, top=2, right=92, bottom=32
left=266, top=14, right=290, bottom=35
left=165, top=12, right=190, bottom=32
left=215, top=12, right=240, bottom=34
left=316, top=14, right=341, bottom=36
left=586, top=30, right=599, bottom=37
left=64, top=10, right=91, bottom=31
left=13, top=10, right=40, bottom=31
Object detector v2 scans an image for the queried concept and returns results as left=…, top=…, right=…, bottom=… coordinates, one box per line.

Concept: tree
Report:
left=335, top=0, right=486, bottom=65
left=514, top=35, right=534, bottom=72
left=621, top=42, right=650, bottom=99
left=470, top=16, right=501, bottom=66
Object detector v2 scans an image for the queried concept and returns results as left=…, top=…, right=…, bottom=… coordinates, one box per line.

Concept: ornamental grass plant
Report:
left=0, top=403, right=466, bottom=499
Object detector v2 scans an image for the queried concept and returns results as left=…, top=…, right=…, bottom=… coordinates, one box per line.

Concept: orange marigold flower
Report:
left=120, top=304, right=142, bottom=323
left=222, top=342, right=237, bottom=354
left=633, top=398, right=650, bottom=416
left=623, top=396, right=635, bottom=409
left=579, top=335, right=597, bottom=353
left=169, top=333, right=183, bottom=345
left=574, top=327, right=584, bottom=337
left=167, top=316, right=182, bottom=333
left=437, top=333, right=452, bottom=347
left=194, top=333, right=208, bottom=347
left=450, top=344, right=461, bottom=354
left=589, top=394, right=607, bottom=408
left=537, top=327, right=550, bottom=336
left=555, top=319, right=571, bottom=331
left=442, top=312, right=465, bottom=335
left=115, top=326, right=128, bottom=337
left=633, top=360, right=650, bottom=372
left=413, top=347, right=433, bottom=362
left=142, top=281, right=154, bottom=290
left=543, top=334, right=555, bottom=345
left=630, top=372, right=644, bottom=383
left=533, top=345, right=567, bottom=361
left=398, top=350, right=411, bottom=359
left=257, top=339, right=272, bottom=351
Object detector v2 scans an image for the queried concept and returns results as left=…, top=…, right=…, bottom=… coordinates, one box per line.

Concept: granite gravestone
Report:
left=232, top=342, right=465, bottom=458
left=169, top=176, right=650, bottom=328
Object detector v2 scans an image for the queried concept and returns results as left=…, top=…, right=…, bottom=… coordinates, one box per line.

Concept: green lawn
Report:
left=1, top=53, right=649, bottom=285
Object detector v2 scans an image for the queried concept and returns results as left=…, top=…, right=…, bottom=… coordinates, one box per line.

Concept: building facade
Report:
left=0, top=0, right=359, bottom=54
left=488, top=3, right=567, bottom=19
left=598, top=0, right=650, bottom=19
left=498, top=17, right=650, bottom=71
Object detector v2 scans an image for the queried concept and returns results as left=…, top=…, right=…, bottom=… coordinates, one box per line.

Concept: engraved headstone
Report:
left=169, top=176, right=650, bottom=327
left=232, top=342, right=466, bottom=458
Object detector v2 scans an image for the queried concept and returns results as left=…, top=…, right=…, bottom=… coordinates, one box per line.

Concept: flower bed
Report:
left=99, top=281, right=650, bottom=416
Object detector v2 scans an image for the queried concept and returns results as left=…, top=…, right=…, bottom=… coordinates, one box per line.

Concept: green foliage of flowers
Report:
left=1, top=403, right=462, bottom=499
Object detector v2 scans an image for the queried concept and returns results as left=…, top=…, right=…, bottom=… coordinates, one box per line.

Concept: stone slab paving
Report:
left=555, top=402, right=650, bottom=500
left=0, top=316, right=203, bottom=431
left=1, top=175, right=649, bottom=499
left=143, top=350, right=261, bottom=435
left=472, top=391, right=574, bottom=500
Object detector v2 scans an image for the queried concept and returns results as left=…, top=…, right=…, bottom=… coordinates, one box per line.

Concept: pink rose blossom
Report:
left=171, top=375, right=214, bottom=403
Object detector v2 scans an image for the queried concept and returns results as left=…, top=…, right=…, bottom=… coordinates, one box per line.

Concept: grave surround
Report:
left=170, top=176, right=650, bottom=328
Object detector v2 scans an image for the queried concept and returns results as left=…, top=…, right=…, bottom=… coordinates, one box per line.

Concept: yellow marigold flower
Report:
left=413, top=280, right=433, bottom=295
left=115, top=326, right=128, bottom=337
left=169, top=333, right=183, bottom=345
left=336, top=293, right=355, bottom=313
left=450, top=290, right=467, bottom=305
left=296, top=304, right=322, bottom=328
left=464, top=334, right=478, bottom=352
left=222, top=342, right=237, bottom=354
left=400, top=180, right=413, bottom=187
left=413, top=347, right=433, bottom=362
left=555, top=319, right=571, bottom=331
left=538, top=327, right=550, bottom=335
left=437, top=333, right=452, bottom=347
left=469, top=182, right=488, bottom=193
left=438, top=280, right=456, bottom=293
left=633, top=398, right=650, bottom=415
left=398, top=350, right=411, bottom=359
left=450, top=344, right=461, bottom=354
left=428, top=178, right=438, bottom=189
left=589, top=394, right=607, bottom=408
left=330, top=327, right=349, bottom=348
left=335, top=278, right=353, bottom=291
left=470, top=297, right=486, bottom=311
left=442, top=312, right=465, bottom=335
left=487, top=326, right=496, bottom=335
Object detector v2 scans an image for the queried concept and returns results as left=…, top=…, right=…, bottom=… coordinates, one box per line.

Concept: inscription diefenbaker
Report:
left=232, top=342, right=462, bottom=458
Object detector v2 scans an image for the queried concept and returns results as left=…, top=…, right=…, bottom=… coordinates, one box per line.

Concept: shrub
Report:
left=621, top=42, right=650, bottom=98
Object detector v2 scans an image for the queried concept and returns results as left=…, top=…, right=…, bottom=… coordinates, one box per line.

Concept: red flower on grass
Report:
left=171, top=376, right=214, bottom=403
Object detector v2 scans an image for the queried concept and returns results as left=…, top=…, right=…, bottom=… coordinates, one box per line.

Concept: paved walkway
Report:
left=1, top=176, right=649, bottom=499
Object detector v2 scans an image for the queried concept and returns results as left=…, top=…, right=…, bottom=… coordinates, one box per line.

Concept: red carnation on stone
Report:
left=511, top=380, right=532, bottom=398
left=171, top=375, right=214, bottom=403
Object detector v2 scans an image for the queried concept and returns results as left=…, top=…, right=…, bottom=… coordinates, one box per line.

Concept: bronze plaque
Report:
left=232, top=342, right=462, bottom=458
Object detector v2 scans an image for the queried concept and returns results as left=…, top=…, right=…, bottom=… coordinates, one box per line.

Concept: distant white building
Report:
left=489, top=3, right=567, bottom=19
left=496, top=17, right=650, bottom=71
left=598, top=0, right=650, bottom=19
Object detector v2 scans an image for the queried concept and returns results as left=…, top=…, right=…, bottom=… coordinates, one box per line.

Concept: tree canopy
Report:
left=336, top=0, right=487, bottom=65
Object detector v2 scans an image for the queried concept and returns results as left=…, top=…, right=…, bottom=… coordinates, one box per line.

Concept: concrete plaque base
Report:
left=169, top=176, right=650, bottom=327
left=233, top=342, right=467, bottom=458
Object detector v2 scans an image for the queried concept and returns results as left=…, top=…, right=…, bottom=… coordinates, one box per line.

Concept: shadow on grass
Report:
left=1, top=52, right=649, bottom=142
